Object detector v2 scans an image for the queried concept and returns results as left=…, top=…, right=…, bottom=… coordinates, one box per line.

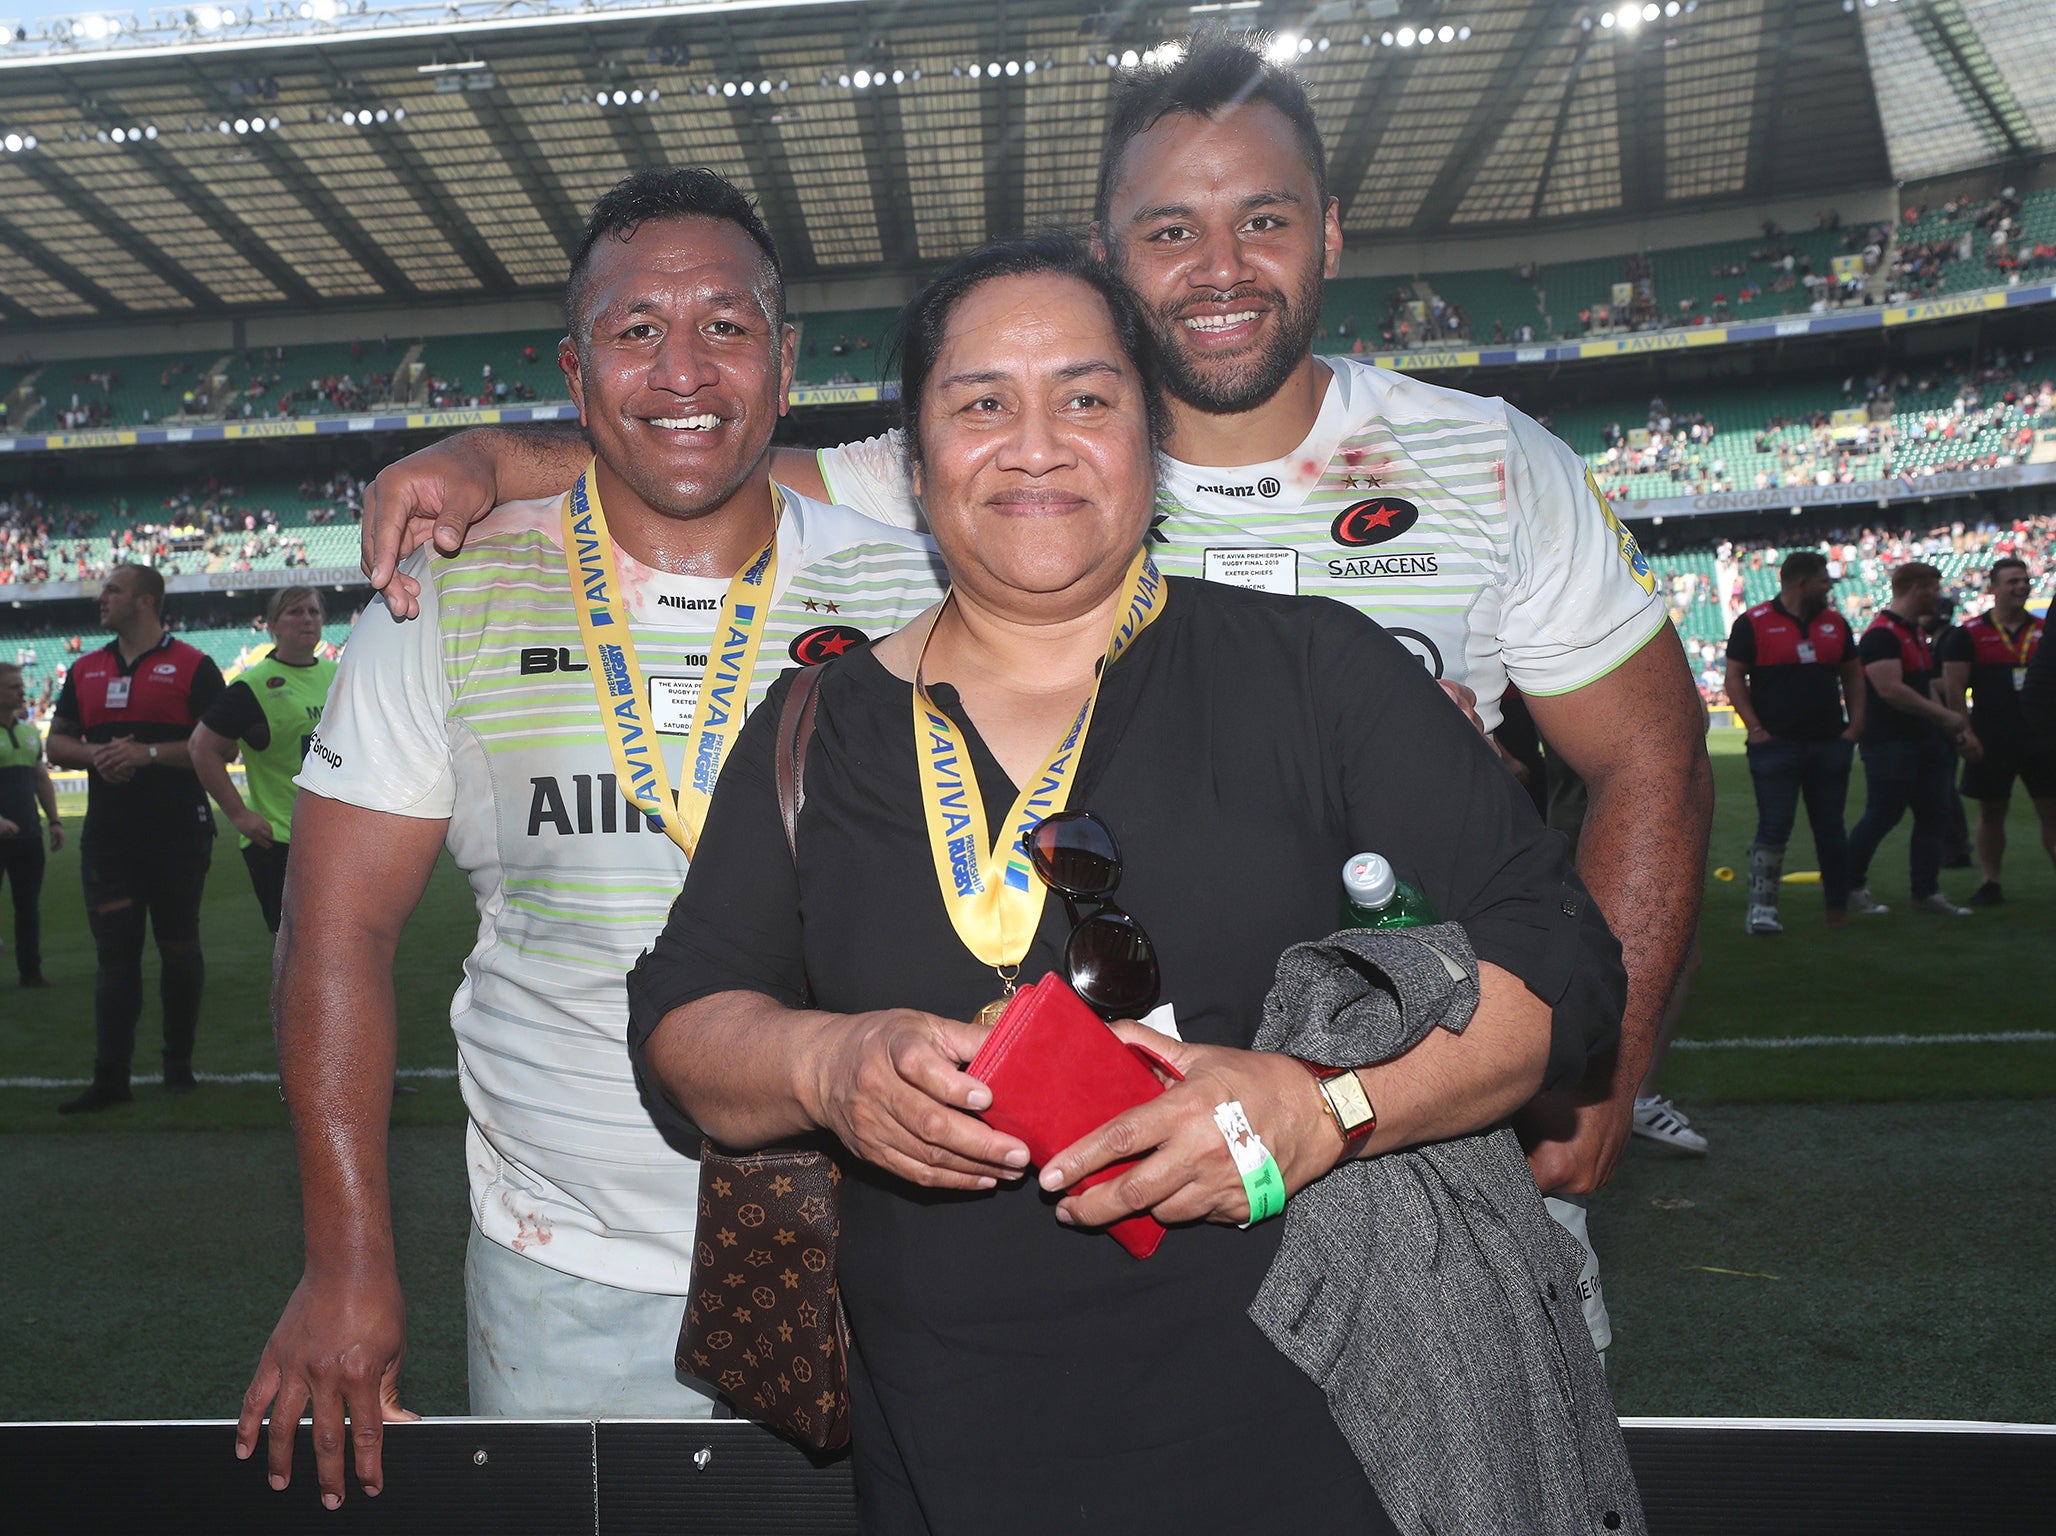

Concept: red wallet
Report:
left=966, top=973, right=1182, bottom=1259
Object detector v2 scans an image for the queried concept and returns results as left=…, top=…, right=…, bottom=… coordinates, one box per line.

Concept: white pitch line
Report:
left=0, top=1067, right=459, bottom=1089
left=1672, top=1031, right=2056, bottom=1051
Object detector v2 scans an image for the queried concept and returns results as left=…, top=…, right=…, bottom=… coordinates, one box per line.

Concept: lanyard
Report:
left=911, top=548, right=1166, bottom=985
left=562, top=461, right=780, bottom=858
left=1996, top=617, right=2036, bottom=668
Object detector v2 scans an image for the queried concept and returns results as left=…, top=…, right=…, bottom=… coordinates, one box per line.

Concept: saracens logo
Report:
left=789, top=624, right=868, bottom=665
left=1330, top=497, right=1420, bottom=548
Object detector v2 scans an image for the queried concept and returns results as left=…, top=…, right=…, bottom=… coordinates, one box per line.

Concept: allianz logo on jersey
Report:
left=1195, top=476, right=1283, bottom=499
left=657, top=595, right=719, bottom=611
left=527, top=773, right=674, bottom=837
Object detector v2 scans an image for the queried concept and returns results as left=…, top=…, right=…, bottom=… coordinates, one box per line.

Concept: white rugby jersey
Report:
left=298, top=488, right=946, bottom=1293
left=817, top=357, right=1668, bottom=731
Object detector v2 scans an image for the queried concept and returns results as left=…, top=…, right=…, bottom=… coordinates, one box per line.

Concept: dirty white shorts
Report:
left=465, top=1223, right=722, bottom=1418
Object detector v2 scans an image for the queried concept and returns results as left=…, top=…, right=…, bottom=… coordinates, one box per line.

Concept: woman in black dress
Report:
left=627, top=237, right=1620, bottom=1534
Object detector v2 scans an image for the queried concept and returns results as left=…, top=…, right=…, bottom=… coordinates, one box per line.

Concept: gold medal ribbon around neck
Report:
left=563, top=460, right=781, bottom=859
left=912, top=547, right=1167, bottom=1013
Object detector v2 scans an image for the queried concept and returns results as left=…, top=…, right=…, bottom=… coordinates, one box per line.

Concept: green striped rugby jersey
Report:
left=297, top=488, right=946, bottom=1292
left=817, top=357, right=1669, bottom=732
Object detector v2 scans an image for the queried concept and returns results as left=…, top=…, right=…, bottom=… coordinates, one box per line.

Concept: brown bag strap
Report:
left=774, top=664, right=825, bottom=862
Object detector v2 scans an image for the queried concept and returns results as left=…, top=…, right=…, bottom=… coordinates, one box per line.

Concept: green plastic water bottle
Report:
left=1340, top=852, right=1438, bottom=929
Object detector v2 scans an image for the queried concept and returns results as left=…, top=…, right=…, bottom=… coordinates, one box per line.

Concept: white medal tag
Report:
left=1202, top=546, right=1298, bottom=595
left=1796, top=641, right=1817, bottom=664
left=104, top=677, right=132, bottom=709
left=2015, top=667, right=2028, bottom=693
left=648, top=676, right=702, bottom=734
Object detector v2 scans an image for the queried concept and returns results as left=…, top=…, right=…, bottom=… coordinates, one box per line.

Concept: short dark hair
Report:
left=118, top=562, right=165, bottom=610
left=1891, top=560, right=1943, bottom=596
left=1094, top=30, right=1328, bottom=230
left=566, top=168, right=785, bottom=339
left=1780, top=550, right=1830, bottom=584
left=890, top=233, right=1169, bottom=474
left=1988, top=556, right=2028, bottom=583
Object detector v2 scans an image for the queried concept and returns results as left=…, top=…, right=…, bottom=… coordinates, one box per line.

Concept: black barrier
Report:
left=7, top=1417, right=2051, bottom=1534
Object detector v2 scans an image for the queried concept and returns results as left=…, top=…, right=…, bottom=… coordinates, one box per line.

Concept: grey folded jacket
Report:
left=1248, top=923, right=1646, bottom=1536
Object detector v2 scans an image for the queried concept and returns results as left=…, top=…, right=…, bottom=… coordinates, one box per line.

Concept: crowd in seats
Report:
left=1545, top=350, right=2054, bottom=505
left=1, top=490, right=103, bottom=586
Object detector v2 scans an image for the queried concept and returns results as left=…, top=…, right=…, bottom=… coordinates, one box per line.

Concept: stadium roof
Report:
left=0, top=0, right=2035, bottom=326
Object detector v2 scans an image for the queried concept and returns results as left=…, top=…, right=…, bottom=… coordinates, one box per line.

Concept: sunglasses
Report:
left=1020, top=810, right=1161, bottom=1021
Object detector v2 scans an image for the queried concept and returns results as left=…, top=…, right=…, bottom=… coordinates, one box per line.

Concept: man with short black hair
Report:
left=1846, top=561, right=1974, bottom=915
left=237, top=170, right=946, bottom=1507
left=1941, top=557, right=2053, bottom=903
left=45, top=563, right=224, bottom=1110
left=1725, top=551, right=1863, bottom=933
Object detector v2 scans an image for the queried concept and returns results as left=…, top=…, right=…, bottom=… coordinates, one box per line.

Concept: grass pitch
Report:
left=3, top=735, right=2052, bottom=1423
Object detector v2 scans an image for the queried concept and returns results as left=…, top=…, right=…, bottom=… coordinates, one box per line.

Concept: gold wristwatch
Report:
left=1293, top=1058, right=1377, bottom=1150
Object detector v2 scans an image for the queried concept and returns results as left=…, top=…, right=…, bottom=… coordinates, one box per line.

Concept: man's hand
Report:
left=1959, top=727, right=1984, bottom=763
left=231, top=806, right=276, bottom=847
left=799, top=1009, right=1029, bottom=1191
left=236, top=1259, right=419, bottom=1508
left=1042, top=1032, right=1338, bottom=1229
left=1436, top=678, right=1483, bottom=736
left=48, top=820, right=64, bottom=851
left=1840, top=722, right=1862, bottom=743
left=1516, top=1076, right=1633, bottom=1196
left=0, top=815, right=16, bottom=837
left=359, top=437, right=502, bottom=620
left=89, top=736, right=145, bottom=783
left=1745, top=723, right=1772, bottom=745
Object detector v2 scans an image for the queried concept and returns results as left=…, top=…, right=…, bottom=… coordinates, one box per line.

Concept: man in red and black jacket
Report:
left=45, top=563, right=225, bottom=1112
left=1941, top=557, right=2053, bottom=905
left=1723, top=551, right=1863, bottom=934
left=1845, top=561, right=1976, bottom=917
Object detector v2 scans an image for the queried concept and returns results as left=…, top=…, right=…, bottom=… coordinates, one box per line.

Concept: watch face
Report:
left=1323, top=1071, right=1377, bottom=1136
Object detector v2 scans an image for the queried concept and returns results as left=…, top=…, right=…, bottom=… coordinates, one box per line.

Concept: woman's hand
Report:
left=799, top=1009, right=1031, bottom=1193
left=1038, top=1028, right=1343, bottom=1229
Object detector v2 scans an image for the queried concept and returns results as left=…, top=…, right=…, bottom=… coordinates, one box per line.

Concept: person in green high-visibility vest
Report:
left=190, top=587, right=337, bottom=935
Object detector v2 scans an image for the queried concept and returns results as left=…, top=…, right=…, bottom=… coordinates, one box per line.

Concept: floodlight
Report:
left=891, top=68, right=905, bottom=83
left=111, top=127, right=127, bottom=142
left=1664, top=0, right=1679, bottom=12
left=724, top=80, right=737, bottom=95
left=1381, top=30, right=1394, bottom=44
left=1004, top=59, right=1018, bottom=75
left=234, top=117, right=249, bottom=133
left=758, top=80, right=769, bottom=94
left=78, top=15, right=110, bottom=41
left=1458, top=25, right=1471, bottom=39
left=311, top=0, right=337, bottom=16
left=1601, top=11, right=1615, bottom=25
left=374, top=107, right=389, bottom=121
left=1120, top=48, right=1138, bottom=66
left=631, top=88, right=644, bottom=102
left=1642, top=2, right=1659, bottom=17
left=1397, top=26, right=1415, bottom=45
left=2, top=133, right=20, bottom=153
left=1438, top=25, right=1453, bottom=41
left=854, top=69, right=870, bottom=88
left=740, top=80, right=754, bottom=95
left=145, top=125, right=158, bottom=139
left=1297, top=36, right=1312, bottom=53
left=1316, top=37, right=1330, bottom=51
left=269, top=115, right=282, bottom=129
left=250, top=116, right=265, bottom=131
left=836, top=73, right=850, bottom=87
left=1018, top=62, right=1031, bottom=76
left=1264, top=33, right=1299, bottom=63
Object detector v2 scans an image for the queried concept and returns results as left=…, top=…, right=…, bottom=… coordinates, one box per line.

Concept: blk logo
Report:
left=519, top=646, right=591, bottom=675
left=1330, top=497, right=1419, bottom=548
left=788, top=625, right=868, bottom=665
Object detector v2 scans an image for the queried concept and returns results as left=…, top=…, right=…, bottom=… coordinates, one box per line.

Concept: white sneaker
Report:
left=1847, top=888, right=1890, bottom=915
left=1745, top=904, right=1783, bottom=935
left=1912, top=892, right=1972, bottom=916
left=1633, top=1096, right=1709, bottom=1155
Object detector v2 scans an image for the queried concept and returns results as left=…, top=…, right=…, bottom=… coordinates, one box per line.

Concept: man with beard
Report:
left=1724, top=552, right=1864, bottom=934
left=1846, top=561, right=1976, bottom=915
left=355, top=33, right=1711, bottom=1356
left=1941, top=557, right=2055, bottom=903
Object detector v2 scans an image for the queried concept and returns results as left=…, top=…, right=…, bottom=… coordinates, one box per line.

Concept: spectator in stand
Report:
left=1941, top=558, right=2053, bottom=904
left=1845, top=562, right=1976, bottom=916
left=1724, top=553, right=1863, bottom=934
left=0, top=661, right=63, bottom=987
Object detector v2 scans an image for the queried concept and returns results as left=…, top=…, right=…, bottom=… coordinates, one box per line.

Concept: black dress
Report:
left=629, top=577, right=1619, bottom=1536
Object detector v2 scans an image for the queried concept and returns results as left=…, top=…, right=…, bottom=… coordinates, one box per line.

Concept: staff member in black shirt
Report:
left=1724, top=551, right=1863, bottom=933
left=1845, top=561, right=1974, bottom=917
left=1940, top=557, right=2053, bottom=905
left=625, top=237, right=1627, bottom=1534
left=45, top=563, right=225, bottom=1111
left=0, top=661, right=63, bottom=987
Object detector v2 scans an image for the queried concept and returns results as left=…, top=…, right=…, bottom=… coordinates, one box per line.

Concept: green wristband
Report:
left=1241, top=1152, right=1286, bottom=1226
left=1213, top=1098, right=1288, bottom=1227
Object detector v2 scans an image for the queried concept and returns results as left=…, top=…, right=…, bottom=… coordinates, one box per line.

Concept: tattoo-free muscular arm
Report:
left=235, top=794, right=446, bottom=1507
left=1522, top=628, right=1713, bottom=1194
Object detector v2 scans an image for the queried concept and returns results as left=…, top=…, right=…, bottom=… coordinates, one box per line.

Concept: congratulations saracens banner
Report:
left=911, top=549, right=1166, bottom=979
left=562, top=461, right=779, bottom=858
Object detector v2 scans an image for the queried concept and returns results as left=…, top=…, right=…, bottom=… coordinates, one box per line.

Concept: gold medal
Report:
left=974, top=998, right=1012, bottom=1029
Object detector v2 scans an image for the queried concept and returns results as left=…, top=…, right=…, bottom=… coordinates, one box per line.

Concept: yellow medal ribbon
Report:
left=912, top=547, right=1167, bottom=982
left=563, top=460, right=780, bottom=858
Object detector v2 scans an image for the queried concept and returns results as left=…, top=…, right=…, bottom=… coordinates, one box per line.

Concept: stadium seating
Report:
left=793, top=308, right=897, bottom=387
